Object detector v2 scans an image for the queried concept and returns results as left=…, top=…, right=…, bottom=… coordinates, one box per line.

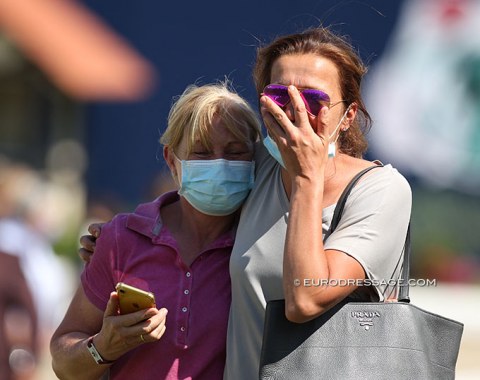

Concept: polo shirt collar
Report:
left=125, top=191, right=237, bottom=249
left=125, top=191, right=178, bottom=240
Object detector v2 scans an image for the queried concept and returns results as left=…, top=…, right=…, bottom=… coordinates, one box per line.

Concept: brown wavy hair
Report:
left=253, top=27, right=371, bottom=158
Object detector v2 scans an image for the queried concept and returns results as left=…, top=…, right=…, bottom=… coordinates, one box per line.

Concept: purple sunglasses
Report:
left=262, top=84, right=345, bottom=116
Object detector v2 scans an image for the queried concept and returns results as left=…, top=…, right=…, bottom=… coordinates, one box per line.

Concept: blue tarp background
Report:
left=82, top=0, right=405, bottom=204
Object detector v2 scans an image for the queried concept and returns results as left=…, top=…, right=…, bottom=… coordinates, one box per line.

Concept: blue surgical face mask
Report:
left=174, top=156, right=255, bottom=216
left=263, top=130, right=339, bottom=165
left=263, top=135, right=285, bottom=168
left=263, top=104, right=351, bottom=164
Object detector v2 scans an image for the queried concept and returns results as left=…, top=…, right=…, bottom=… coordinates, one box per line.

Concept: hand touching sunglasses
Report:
left=261, top=84, right=346, bottom=116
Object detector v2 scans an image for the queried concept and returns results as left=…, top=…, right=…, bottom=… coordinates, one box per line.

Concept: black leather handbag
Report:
left=259, top=166, right=464, bottom=380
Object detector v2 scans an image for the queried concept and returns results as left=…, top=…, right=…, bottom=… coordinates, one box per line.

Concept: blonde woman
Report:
left=50, top=82, right=261, bottom=380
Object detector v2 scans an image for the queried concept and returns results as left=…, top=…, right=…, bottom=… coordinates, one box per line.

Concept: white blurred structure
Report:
left=411, top=284, right=480, bottom=379
left=365, top=0, right=480, bottom=194
left=0, top=219, right=73, bottom=332
left=0, top=160, right=77, bottom=333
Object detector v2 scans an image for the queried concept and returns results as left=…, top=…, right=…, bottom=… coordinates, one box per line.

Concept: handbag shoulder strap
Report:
left=324, top=164, right=383, bottom=241
left=323, top=164, right=412, bottom=303
left=398, top=224, right=411, bottom=302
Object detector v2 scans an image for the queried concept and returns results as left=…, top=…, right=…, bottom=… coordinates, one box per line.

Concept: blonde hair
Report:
left=160, top=81, right=261, bottom=155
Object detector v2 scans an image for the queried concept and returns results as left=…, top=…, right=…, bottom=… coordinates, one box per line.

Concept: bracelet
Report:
left=86, top=336, right=114, bottom=365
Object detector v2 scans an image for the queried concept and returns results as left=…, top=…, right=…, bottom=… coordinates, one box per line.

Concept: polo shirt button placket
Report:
left=179, top=270, right=192, bottom=343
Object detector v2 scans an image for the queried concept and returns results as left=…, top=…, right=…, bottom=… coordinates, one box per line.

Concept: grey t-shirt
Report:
left=224, top=143, right=412, bottom=380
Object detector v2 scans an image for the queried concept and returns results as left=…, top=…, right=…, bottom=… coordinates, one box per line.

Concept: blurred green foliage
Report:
left=411, top=184, right=480, bottom=284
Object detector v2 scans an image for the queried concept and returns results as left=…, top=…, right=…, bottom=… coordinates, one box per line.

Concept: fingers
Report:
left=78, top=234, right=96, bottom=263
left=104, top=292, right=120, bottom=317
left=79, top=223, right=103, bottom=263
left=78, top=248, right=93, bottom=263
left=117, top=306, right=158, bottom=327
left=315, top=106, right=330, bottom=140
left=137, top=308, right=168, bottom=344
left=79, top=234, right=96, bottom=250
left=260, top=96, right=287, bottom=139
left=95, top=305, right=167, bottom=361
left=88, top=222, right=104, bottom=237
left=107, top=307, right=167, bottom=346
left=287, top=85, right=309, bottom=128
left=260, top=86, right=311, bottom=139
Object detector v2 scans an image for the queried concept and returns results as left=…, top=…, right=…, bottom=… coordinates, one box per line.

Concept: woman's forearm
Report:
left=283, top=176, right=329, bottom=322
left=283, top=169, right=367, bottom=323
left=51, top=332, right=111, bottom=380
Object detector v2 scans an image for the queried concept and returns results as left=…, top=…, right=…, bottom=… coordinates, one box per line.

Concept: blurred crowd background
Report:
left=0, top=0, right=478, bottom=379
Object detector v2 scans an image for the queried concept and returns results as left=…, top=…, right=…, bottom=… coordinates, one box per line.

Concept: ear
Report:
left=163, top=146, right=177, bottom=177
left=343, top=102, right=357, bottom=131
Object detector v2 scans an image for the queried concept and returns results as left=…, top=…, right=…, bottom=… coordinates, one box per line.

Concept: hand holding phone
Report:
left=115, top=282, right=156, bottom=314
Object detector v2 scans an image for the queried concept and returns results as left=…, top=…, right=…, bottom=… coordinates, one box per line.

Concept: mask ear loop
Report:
left=329, top=103, right=353, bottom=143
left=167, top=150, right=183, bottom=187
left=327, top=104, right=354, bottom=159
left=342, top=103, right=354, bottom=132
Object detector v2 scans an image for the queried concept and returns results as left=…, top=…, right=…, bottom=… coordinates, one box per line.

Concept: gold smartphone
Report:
left=115, top=282, right=156, bottom=314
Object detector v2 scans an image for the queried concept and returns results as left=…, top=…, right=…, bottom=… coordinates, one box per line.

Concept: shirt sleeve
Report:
left=324, top=166, right=412, bottom=301
left=80, top=215, right=124, bottom=310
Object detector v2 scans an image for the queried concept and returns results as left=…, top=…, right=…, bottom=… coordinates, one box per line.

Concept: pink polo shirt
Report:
left=81, top=191, right=233, bottom=380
